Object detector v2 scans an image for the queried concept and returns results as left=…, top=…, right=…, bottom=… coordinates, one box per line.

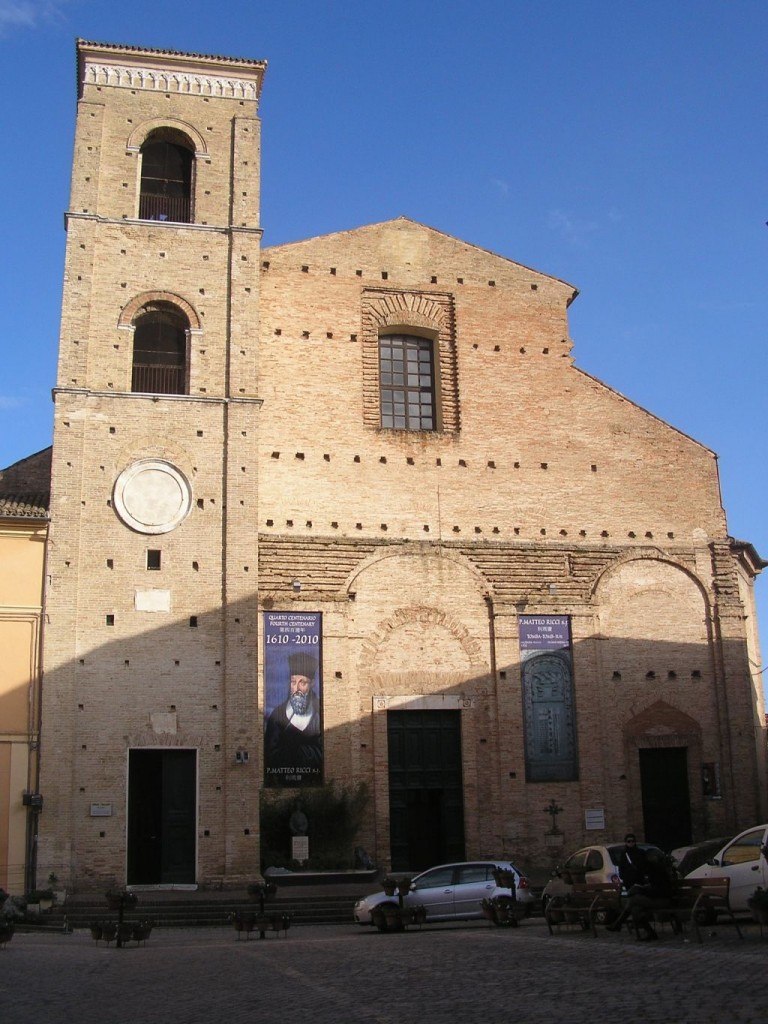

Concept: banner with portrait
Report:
left=263, top=612, right=323, bottom=788
left=519, top=615, right=578, bottom=782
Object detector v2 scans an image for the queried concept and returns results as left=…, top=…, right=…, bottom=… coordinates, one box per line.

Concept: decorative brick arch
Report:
left=359, top=604, right=486, bottom=677
left=368, top=294, right=447, bottom=334
left=624, top=700, right=702, bottom=747
left=118, top=291, right=201, bottom=332
left=126, top=117, right=209, bottom=158
left=344, top=545, right=490, bottom=600
left=591, top=550, right=710, bottom=607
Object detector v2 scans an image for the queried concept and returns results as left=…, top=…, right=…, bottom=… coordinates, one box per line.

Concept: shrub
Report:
left=260, top=781, right=369, bottom=871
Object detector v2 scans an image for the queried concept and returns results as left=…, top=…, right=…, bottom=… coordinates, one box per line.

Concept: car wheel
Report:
left=594, top=907, right=617, bottom=927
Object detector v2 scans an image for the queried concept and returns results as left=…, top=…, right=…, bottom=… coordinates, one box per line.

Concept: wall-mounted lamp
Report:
left=291, top=579, right=301, bottom=593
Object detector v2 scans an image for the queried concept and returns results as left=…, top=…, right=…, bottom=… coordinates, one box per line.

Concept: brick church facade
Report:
left=31, top=40, right=765, bottom=890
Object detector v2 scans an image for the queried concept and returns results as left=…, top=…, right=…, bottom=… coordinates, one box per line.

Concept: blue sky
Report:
left=0, top=0, right=766, bottom=666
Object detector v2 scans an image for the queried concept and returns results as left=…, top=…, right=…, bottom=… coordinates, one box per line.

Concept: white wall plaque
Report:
left=292, top=836, right=309, bottom=863
left=150, top=712, right=178, bottom=734
left=135, top=589, right=171, bottom=612
left=113, top=460, right=192, bottom=535
left=585, top=808, right=606, bottom=830
left=90, top=803, right=113, bottom=817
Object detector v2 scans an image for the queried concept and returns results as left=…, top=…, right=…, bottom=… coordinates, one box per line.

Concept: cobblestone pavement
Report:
left=1, top=918, right=764, bottom=1024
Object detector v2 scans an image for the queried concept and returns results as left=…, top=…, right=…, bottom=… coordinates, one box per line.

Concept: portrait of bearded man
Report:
left=264, top=651, right=322, bottom=786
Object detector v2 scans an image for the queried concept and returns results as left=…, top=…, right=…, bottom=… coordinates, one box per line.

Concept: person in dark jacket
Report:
left=609, top=840, right=677, bottom=940
left=617, top=833, right=649, bottom=890
left=625, top=847, right=678, bottom=940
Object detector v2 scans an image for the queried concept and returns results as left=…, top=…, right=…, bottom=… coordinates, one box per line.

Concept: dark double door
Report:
left=639, top=746, right=692, bottom=851
left=127, top=749, right=196, bottom=885
left=387, top=710, right=465, bottom=872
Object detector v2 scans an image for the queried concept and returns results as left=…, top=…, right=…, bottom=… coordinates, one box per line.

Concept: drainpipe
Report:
left=484, top=592, right=498, bottom=688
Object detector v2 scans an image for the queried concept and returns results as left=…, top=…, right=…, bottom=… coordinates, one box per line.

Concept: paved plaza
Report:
left=0, top=918, right=764, bottom=1024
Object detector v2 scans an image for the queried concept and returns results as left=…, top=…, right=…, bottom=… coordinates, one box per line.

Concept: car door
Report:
left=409, top=865, right=456, bottom=920
left=715, top=826, right=768, bottom=911
left=453, top=863, right=496, bottom=918
left=561, top=849, right=589, bottom=882
left=584, top=848, right=606, bottom=884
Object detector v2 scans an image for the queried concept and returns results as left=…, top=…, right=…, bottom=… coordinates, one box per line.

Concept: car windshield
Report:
left=564, top=851, right=587, bottom=871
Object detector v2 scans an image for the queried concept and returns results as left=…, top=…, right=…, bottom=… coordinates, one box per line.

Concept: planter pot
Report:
left=382, top=906, right=404, bottom=931
left=749, top=905, right=768, bottom=926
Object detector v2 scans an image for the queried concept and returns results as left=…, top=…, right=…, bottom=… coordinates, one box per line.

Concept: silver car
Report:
left=353, top=860, right=533, bottom=926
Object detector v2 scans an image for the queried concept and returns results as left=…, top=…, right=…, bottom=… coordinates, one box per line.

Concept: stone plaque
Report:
left=292, top=836, right=309, bottom=863
left=113, top=460, right=192, bottom=535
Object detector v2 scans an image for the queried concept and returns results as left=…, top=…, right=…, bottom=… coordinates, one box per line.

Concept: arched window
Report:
left=379, top=333, right=436, bottom=430
left=131, top=303, right=188, bottom=395
left=138, top=129, right=194, bottom=223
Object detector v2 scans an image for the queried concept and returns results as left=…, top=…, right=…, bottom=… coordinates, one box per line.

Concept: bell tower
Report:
left=39, top=41, right=266, bottom=888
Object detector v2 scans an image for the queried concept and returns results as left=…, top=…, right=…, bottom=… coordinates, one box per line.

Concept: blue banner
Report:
left=263, top=612, right=323, bottom=788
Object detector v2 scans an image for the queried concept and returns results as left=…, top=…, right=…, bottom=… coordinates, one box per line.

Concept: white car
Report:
left=353, top=860, right=534, bottom=926
left=685, top=824, right=768, bottom=912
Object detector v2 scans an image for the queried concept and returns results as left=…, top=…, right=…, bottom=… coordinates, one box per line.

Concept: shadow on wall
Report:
left=32, top=589, right=764, bottom=890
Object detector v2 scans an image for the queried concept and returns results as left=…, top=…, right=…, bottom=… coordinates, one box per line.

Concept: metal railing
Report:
left=138, top=193, right=192, bottom=224
left=131, top=364, right=186, bottom=395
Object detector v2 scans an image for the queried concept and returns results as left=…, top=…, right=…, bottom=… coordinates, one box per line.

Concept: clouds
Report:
left=0, top=1, right=66, bottom=36
left=0, top=395, right=26, bottom=410
left=547, top=208, right=600, bottom=248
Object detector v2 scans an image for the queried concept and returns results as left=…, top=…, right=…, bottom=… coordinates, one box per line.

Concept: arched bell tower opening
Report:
left=131, top=302, right=189, bottom=395
left=138, top=128, right=194, bottom=224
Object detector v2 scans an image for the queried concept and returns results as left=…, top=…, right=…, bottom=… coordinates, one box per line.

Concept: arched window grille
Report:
left=131, top=304, right=188, bottom=395
left=139, top=129, right=194, bottom=224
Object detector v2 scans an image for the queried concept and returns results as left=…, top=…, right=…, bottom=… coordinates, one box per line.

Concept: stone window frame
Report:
left=361, top=288, right=459, bottom=434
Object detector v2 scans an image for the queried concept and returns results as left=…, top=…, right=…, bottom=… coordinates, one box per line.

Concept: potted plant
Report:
left=48, top=872, right=66, bottom=905
left=26, top=888, right=55, bottom=912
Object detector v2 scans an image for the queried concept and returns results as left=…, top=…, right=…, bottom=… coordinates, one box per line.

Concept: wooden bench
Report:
left=546, top=876, right=743, bottom=943
left=545, top=882, right=622, bottom=937
left=644, top=876, right=743, bottom=943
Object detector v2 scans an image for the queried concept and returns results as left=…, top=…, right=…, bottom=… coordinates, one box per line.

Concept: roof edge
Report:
left=263, top=215, right=579, bottom=296
left=730, top=538, right=768, bottom=575
left=573, top=368, right=717, bottom=456
left=77, top=39, right=267, bottom=71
